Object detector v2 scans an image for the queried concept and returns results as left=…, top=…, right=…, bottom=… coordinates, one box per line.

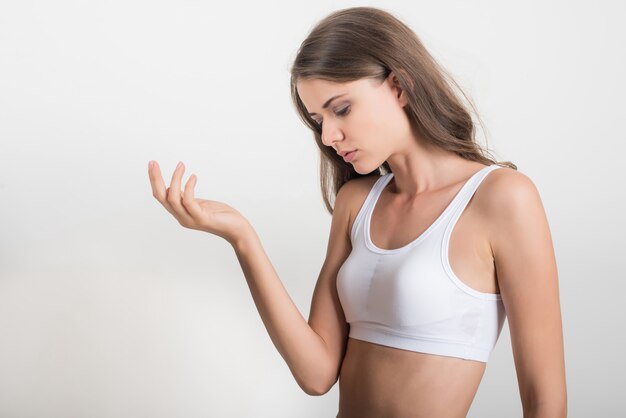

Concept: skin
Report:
left=148, top=72, right=567, bottom=417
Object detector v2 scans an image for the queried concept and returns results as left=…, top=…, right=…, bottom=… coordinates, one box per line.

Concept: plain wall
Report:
left=1, top=0, right=624, bottom=416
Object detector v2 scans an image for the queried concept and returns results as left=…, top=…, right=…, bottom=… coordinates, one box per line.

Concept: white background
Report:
left=1, top=0, right=624, bottom=416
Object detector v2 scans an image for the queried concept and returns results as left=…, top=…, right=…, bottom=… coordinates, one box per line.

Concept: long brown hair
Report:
left=290, top=6, right=516, bottom=214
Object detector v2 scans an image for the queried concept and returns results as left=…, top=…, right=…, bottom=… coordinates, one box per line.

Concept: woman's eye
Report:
left=336, top=106, right=350, bottom=116
left=315, top=106, right=350, bottom=129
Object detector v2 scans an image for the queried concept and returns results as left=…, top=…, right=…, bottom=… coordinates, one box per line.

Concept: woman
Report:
left=148, top=6, right=566, bottom=418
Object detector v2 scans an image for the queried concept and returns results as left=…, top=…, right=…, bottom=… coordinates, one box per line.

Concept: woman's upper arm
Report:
left=485, top=168, right=567, bottom=413
left=306, top=178, right=364, bottom=391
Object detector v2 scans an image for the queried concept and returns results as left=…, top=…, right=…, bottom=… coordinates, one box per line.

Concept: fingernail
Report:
left=148, top=161, right=153, bottom=169
left=177, top=161, right=183, bottom=169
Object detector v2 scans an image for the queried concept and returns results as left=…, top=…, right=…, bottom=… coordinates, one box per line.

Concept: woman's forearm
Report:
left=230, top=226, right=333, bottom=395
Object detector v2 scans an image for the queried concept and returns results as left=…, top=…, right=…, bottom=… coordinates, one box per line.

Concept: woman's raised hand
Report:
left=148, top=160, right=251, bottom=246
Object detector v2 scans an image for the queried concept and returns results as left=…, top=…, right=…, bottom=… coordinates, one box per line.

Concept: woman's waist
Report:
left=337, top=337, right=485, bottom=418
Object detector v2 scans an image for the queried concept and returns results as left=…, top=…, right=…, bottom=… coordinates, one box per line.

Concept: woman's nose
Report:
left=321, top=122, right=344, bottom=147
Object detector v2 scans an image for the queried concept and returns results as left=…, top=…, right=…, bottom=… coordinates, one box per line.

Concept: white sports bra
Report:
left=336, top=164, right=507, bottom=363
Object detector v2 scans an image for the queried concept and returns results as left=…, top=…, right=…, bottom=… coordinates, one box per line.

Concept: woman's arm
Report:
left=230, top=181, right=354, bottom=395
left=148, top=160, right=351, bottom=395
left=484, top=168, right=567, bottom=418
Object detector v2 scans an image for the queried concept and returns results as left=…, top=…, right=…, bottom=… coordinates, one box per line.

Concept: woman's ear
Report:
left=387, top=69, right=412, bottom=107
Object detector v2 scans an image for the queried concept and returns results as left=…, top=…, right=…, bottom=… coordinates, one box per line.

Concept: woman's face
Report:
left=296, top=74, right=412, bottom=174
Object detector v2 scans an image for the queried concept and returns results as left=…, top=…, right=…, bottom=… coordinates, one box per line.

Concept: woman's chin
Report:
left=353, top=165, right=377, bottom=176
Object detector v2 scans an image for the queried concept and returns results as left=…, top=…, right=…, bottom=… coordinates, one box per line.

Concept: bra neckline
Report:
left=365, top=164, right=497, bottom=254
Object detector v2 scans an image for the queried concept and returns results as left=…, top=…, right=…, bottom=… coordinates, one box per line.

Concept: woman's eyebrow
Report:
left=308, top=94, right=346, bottom=115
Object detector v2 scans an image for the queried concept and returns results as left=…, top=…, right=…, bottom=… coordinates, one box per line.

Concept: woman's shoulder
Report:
left=334, top=173, right=382, bottom=219
left=476, top=165, right=545, bottom=225
left=337, top=173, right=381, bottom=204
left=480, top=165, right=540, bottom=205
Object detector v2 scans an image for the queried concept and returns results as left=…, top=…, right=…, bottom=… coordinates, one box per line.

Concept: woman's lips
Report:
left=343, top=150, right=357, bottom=162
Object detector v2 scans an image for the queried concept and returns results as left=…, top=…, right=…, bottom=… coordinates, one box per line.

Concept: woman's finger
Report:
left=149, top=160, right=179, bottom=216
left=148, top=160, right=168, bottom=202
left=182, top=174, right=203, bottom=220
left=166, top=162, right=195, bottom=225
left=167, top=162, right=184, bottom=200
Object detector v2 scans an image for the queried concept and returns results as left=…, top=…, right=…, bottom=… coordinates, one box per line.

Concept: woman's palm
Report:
left=148, top=160, right=250, bottom=244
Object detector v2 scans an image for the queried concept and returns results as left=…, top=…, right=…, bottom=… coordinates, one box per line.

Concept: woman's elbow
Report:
left=525, top=396, right=568, bottom=418
left=298, top=374, right=337, bottom=396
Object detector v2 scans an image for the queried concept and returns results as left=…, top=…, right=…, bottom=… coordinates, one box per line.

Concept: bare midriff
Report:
left=336, top=337, right=487, bottom=418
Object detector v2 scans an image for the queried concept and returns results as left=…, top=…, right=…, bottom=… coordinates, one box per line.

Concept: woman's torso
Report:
left=336, top=163, right=502, bottom=418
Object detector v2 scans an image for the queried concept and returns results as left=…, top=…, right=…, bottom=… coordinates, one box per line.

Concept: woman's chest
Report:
left=347, top=187, right=498, bottom=298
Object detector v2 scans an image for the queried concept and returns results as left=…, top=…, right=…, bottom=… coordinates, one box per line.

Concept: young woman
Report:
left=148, top=7, right=566, bottom=418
